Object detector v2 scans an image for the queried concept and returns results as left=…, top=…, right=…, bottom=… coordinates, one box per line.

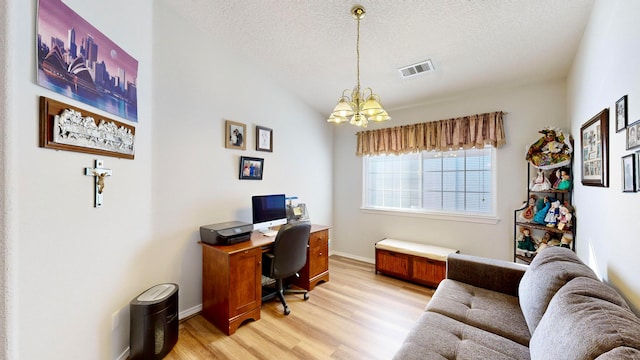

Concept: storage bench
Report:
left=375, top=238, right=458, bottom=288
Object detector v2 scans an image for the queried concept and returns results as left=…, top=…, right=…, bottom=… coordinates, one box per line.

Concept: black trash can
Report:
left=130, top=283, right=179, bottom=360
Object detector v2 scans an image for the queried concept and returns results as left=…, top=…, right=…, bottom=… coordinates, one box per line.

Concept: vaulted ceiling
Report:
left=165, top=0, right=595, bottom=116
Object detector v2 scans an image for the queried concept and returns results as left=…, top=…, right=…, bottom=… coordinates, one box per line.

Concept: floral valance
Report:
left=356, top=111, right=506, bottom=156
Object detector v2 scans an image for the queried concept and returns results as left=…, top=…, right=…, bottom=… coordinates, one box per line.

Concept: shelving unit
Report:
left=514, top=162, right=576, bottom=264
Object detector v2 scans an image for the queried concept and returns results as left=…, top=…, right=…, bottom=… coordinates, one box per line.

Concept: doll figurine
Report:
left=536, top=232, right=552, bottom=252
left=529, top=169, right=551, bottom=191
left=520, top=195, right=537, bottom=221
left=533, top=196, right=550, bottom=224
left=560, top=234, right=573, bottom=248
left=517, top=227, right=536, bottom=257
left=551, top=169, right=562, bottom=188
left=544, top=200, right=561, bottom=227
left=557, top=205, right=572, bottom=230
left=556, top=170, right=571, bottom=190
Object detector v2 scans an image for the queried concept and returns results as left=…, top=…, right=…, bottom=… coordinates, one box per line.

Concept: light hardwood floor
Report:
left=165, top=255, right=434, bottom=360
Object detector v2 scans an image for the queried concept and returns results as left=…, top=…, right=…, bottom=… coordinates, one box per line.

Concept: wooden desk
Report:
left=200, top=224, right=330, bottom=335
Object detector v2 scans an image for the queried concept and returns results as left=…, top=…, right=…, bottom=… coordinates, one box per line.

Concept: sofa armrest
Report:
left=446, top=253, right=527, bottom=297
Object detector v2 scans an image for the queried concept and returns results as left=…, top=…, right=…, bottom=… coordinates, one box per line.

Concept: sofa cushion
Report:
left=518, top=246, right=597, bottom=333
left=530, top=277, right=640, bottom=360
left=425, top=279, right=531, bottom=346
left=393, top=311, right=530, bottom=360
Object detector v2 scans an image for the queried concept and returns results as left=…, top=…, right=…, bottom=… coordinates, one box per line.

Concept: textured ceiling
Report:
left=165, top=0, right=595, bottom=116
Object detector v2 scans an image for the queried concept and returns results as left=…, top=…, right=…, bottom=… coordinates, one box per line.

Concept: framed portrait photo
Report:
left=225, top=120, right=247, bottom=150
left=580, top=108, right=609, bottom=187
left=616, top=95, right=628, bottom=132
left=256, top=126, right=273, bottom=152
left=622, top=153, right=636, bottom=192
left=239, top=156, right=264, bottom=180
left=626, top=119, right=640, bottom=150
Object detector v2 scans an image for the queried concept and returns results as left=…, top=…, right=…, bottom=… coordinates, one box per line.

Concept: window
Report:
left=363, top=146, right=495, bottom=218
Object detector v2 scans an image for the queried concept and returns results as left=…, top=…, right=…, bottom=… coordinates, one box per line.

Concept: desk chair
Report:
left=261, top=222, right=312, bottom=315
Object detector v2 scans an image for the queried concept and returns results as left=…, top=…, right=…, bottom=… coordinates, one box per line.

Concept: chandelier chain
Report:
left=356, top=18, right=361, bottom=93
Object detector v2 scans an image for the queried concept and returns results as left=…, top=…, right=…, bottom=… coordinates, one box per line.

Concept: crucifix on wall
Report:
left=85, top=159, right=112, bottom=208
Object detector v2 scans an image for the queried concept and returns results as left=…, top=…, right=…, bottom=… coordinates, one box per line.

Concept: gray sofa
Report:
left=393, top=247, right=640, bottom=359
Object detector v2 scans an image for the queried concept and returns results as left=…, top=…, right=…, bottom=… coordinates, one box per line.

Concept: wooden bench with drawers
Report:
left=375, top=238, right=459, bottom=288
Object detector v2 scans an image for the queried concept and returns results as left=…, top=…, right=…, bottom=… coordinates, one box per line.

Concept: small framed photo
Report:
left=256, top=126, right=273, bottom=152
left=622, top=153, right=636, bottom=192
left=616, top=95, right=628, bottom=133
left=239, top=156, right=264, bottom=180
left=225, top=120, right=246, bottom=150
left=626, top=119, right=640, bottom=150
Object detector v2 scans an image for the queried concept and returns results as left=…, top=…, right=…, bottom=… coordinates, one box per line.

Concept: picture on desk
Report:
left=239, top=156, right=263, bottom=180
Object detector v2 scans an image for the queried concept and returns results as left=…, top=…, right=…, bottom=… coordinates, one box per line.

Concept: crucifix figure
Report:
left=85, top=159, right=112, bottom=208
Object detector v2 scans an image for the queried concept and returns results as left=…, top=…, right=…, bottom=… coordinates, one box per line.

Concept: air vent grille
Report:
left=398, top=59, right=434, bottom=78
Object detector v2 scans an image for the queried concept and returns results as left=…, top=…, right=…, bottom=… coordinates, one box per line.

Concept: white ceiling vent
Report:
left=398, top=59, right=434, bottom=78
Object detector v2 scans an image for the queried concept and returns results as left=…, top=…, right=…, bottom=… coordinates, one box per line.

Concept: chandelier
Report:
left=327, top=5, right=390, bottom=128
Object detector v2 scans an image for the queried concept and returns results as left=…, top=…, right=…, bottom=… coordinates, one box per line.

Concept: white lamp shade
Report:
left=362, top=95, right=384, bottom=117
left=331, top=98, right=355, bottom=118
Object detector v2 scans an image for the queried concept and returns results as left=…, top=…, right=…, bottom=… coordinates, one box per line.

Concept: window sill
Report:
left=360, top=207, right=500, bottom=225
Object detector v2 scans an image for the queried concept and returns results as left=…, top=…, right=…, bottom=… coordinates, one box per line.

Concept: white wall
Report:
left=2, top=1, right=332, bottom=359
left=568, top=0, right=640, bottom=313
left=331, top=80, right=568, bottom=262
left=0, top=2, right=9, bottom=359
left=151, top=0, right=332, bottom=321
left=6, top=0, right=153, bottom=358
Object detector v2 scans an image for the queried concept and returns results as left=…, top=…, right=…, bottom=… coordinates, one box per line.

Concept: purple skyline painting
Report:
left=37, top=0, right=139, bottom=122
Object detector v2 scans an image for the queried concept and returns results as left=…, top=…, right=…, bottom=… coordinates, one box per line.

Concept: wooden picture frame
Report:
left=225, top=120, right=246, bottom=150
left=256, top=126, right=273, bottom=152
left=239, top=156, right=264, bottom=180
left=580, top=108, right=609, bottom=187
left=626, top=119, right=640, bottom=150
left=622, top=153, right=636, bottom=192
left=39, top=96, right=135, bottom=159
left=616, top=95, right=628, bottom=133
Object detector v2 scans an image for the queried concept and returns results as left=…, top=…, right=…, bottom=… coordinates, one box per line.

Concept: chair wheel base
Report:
left=304, top=292, right=310, bottom=301
left=283, top=307, right=291, bottom=315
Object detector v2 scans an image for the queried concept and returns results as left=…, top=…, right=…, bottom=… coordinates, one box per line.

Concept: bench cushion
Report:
left=375, top=238, right=457, bottom=261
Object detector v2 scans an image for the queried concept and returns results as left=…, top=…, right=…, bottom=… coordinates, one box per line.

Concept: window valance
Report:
left=356, top=111, right=506, bottom=156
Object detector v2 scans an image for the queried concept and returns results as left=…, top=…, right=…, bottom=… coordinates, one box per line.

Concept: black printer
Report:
left=199, top=221, right=253, bottom=245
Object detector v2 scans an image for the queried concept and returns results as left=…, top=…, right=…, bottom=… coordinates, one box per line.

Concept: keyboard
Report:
left=260, top=230, right=278, bottom=237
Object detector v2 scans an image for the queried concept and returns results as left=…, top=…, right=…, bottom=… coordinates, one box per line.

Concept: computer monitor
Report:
left=251, top=194, right=287, bottom=234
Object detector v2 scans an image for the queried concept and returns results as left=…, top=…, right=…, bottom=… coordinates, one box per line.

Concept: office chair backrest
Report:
left=271, top=223, right=312, bottom=279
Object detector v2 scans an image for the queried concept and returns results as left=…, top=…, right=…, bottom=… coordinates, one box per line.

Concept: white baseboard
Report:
left=179, top=304, right=202, bottom=320
left=116, top=347, right=129, bottom=360
left=330, top=250, right=375, bottom=264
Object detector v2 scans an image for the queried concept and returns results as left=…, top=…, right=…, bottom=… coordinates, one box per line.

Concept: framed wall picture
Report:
left=256, top=126, right=273, bottom=152
left=37, top=0, right=139, bottom=122
left=622, top=153, right=636, bottom=192
left=225, top=120, right=246, bottom=150
left=626, top=119, right=640, bottom=150
left=239, top=156, right=264, bottom=180
left=616, top=95, right=628, bottom=132
left=580, top=108, right=609, bottom=187
left=636, top=151, right=640, bottom=192
left=39, top=96, right=135, bottom=159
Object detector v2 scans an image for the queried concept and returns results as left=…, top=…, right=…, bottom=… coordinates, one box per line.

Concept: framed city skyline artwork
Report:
left=37, top=0, right=139, bottom=122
